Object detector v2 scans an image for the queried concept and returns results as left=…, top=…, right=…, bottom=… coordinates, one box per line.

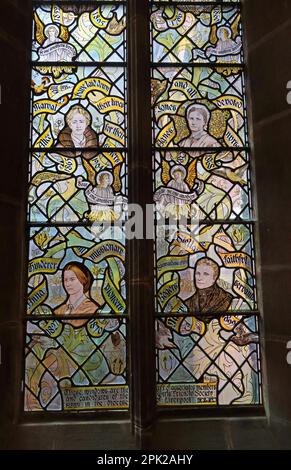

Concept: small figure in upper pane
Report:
left=185, top=257, right=233, bottom=316
left=43, top=25, right=62, bottom=48
left=179, top=104, right=219, bottom=148
left=34, top=13, right=77, bottom=62
left=57, top=104, right=99, bottom=159
left=54, top=262, right=99, bottom=326
left=205, top=26, right=242, bottom=63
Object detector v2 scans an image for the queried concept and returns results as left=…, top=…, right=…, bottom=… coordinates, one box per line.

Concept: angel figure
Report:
left=76, top=167, right=127, bottom=222
left=34, top=12, right=77, bottom=62
left=154, top=160, right=204, bottom=220
left=205, top=26, right=242, bottom=63
left=193, top=23, right=242, bottom=63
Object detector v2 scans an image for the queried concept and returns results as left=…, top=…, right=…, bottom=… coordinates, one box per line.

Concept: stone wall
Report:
left=0, top=0, right=31, bottom=430
left=244, top=0, right=291, bottom=430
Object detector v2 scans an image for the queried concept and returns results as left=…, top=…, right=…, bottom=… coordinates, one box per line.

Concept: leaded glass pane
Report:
left=152, top=1, right=240, bottom=3
left=32, top=4, right=126, bottom=63
left=152, top=66, right=248, bottom=149
left=25, top=319, right=128, bottom=411
left=31, top=66, right=127, bottom=149
left=154, top=150, right=251, bottom=220
left=26, top=1, right=128, bottom=412
left=155, top=224, right=257, bottom=314
left=151, top=5, right=243, bottom=64
left=156, top=315, right=261, bottom=406
left=29, top=151, right=127, bottom=223
left=151, top=0, right=262, bottom=409
left=28, top=225, right=126, bottom=315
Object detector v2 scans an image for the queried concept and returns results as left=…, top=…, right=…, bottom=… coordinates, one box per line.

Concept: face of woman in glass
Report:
left=69, top=112, right=87, bottom=136
left=188, top=110, right=205, bottom=133
left=195, top=263, right=216, bottom=290
left=64, top=270, right=84, bottom=297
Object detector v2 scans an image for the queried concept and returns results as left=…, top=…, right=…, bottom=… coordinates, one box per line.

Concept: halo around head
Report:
left=97, top=171, right=113, bottom=185
left=171, top=165, right=187, bottom=179
left=44, top=24, right=60, bottom=38
left=217, top=26, right=232, bottom=40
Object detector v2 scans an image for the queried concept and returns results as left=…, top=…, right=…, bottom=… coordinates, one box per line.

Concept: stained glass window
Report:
left=25, top=1, right=128, bottom=412
left=151, top=0, right=263, bottom=407
left=24, top=0, right=262, bottom=416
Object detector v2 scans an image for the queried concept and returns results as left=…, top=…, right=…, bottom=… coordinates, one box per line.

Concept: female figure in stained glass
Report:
left=26, top=263, right=101, bottom=410
left=179, top=104, right=219, bottom=148
left=54, top=262, right=99, bottom=326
